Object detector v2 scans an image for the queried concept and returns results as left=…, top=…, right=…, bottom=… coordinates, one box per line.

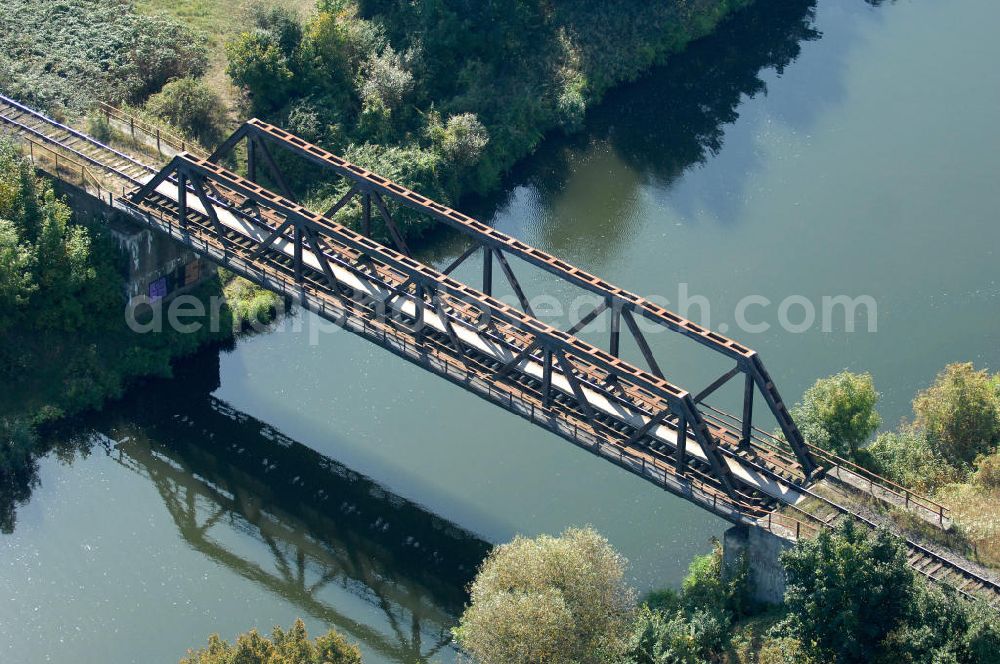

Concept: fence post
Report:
left=130, top=117, right=135, bottom=139
left=156, top=129, right=161, bottom=154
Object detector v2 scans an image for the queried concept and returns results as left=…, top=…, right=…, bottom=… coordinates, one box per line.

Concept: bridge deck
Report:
left=1, top=94, right=996, bottom=608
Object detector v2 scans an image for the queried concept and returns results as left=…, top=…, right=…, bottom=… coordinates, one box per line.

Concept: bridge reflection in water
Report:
left=92, top=355, right=489, bottom=663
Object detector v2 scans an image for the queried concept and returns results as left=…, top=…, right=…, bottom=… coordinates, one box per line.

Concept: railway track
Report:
left=2, top=93, right=997, bottom=609
left=0, top=94, right=154, bottom=190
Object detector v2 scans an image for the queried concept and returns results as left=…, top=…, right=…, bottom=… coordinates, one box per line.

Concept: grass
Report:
left=134, top=0, right=315, bottom=109
left=937, top=484, right=1000, bottom=569
left=220, top=269, right=283, bottom=331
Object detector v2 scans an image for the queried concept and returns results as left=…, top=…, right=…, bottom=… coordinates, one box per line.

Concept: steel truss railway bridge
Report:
left=2, top=93, right=997, bottom=606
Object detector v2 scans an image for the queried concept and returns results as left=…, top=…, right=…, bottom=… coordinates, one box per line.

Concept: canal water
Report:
left=3, top=0, right=999, bottom=661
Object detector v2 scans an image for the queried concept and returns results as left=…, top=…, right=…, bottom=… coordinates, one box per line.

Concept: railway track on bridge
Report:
left=2, top=93, right=997, bottom=609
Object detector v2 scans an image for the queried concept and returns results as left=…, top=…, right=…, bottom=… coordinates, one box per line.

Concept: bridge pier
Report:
left=722, top=523, right=794, bottom=605
left=53, top=180, right=215, bottom=302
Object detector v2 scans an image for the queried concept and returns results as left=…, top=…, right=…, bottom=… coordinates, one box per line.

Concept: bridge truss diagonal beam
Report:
left=121, top=154, right=825, bottom=507
left=207, top=119, right=818, bottom=477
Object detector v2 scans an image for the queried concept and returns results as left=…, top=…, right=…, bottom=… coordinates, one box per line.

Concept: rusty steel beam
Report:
left=127, top=153, right=743, bottom=498
left=206, top=119, right=818, bottom=476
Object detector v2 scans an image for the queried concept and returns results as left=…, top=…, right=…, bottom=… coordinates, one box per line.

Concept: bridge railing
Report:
left=701, top=403, right=949, bottom=526
left=96, top=102, right=208, bottom=160
left=207, top=119, right=821, bottom=479
left=4, top=127, right=108, bottom=199
left=120, top=185, right=819, bottom=542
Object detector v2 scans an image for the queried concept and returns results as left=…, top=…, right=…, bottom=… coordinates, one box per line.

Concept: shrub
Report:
left=865, top=428, right=959, bottom=491
left=226, top=29, right=296, bottom=114
left=453, top=526, right=636, bottom=664
left=756, top=635, right=815, bottom=664
left=790, top=371, right=881, bottom=458
left=85, top=113, right=113, bottom=144
left=145, top=77, right=227, bottom=147
left=876, top=581, right=1000, bottom=664
left=335, top=142, right=445, bottom=239
left=972, top=450, right=1000, bottom=489
left=0, top=0, right=207, bottom=113
left=781, top=520, right=913, bottom=663
left=914, top=363, right=1000, bottom=468
left=222, top=271, right=281, bottom=330
left=430, top=112, right=489, bottom=166
left=0, top=219, right=34, bottom=332
left=679, top=539, right=753, bottom=621
left=358, top=47, right=413, bottom=114
left=621, top=605, right=717, bottom=664
left=181, top=619, right=362, bottom=664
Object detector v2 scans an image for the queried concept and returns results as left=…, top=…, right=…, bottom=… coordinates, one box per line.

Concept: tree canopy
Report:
left=791, top=371, right=881, bottom=458
left=182, top=619, right=362, bottom=664
left=454, top=526, right=637, bottom=664
left=913, top=362, right=1000, bottom=468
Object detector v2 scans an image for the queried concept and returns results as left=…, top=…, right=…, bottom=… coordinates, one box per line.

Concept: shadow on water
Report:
left=457, top=0, right=821, bottom=263
left=29, top=348, right=491, bottom=662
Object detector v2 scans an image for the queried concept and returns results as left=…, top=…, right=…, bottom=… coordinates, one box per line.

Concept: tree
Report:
left=430, top=112, right=489, bottom=166
left=145, top=77, right=227, bottom=146
left=181, top=618, right=362, bottom=664
left=781, top=520, right=914, bottom=663
left=0, top=218, right=34, bottom=332
left=453, top=526, right=636, bottom=664
left=226, top=29, right=296, bottom=113
left=358, top=47, right=414, bottom=114
left=791, top=371, right=881, bottom=458
left=913, top=363, right=1000, bottom=468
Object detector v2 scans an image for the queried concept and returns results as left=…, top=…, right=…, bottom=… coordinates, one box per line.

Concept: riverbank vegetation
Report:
left=182, top=619, right=362, bottom=664
left=217, top=0, right=755, bottom=240
left=0, top=0, right=764, bottom=243
left=0, top=0, right=207, bottom=117
left=0, top=141, right=279, bottom=530
left=790, top=363, right=1000, bottom=568
left=451, top=525, right=1000, bottom=663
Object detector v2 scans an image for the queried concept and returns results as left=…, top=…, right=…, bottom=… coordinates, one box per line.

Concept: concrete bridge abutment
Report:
left=53, top=180, right=215, bottom=303
left=722, top=523, right=794, bottom=605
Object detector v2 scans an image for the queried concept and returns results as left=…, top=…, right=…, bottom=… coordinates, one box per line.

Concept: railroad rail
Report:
left=0, top=93, right=994, bottom=607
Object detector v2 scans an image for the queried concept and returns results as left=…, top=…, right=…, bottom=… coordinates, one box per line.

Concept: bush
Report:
left=914, top=363, right=1000, bottom=468
left=756, top=635, right=815, bottom=664
left=453, top=526, right=636, bottom=664
left=358, top=47, right=413, bottom=114
left=226, top=29, right=296, bottom=114
left=679, top=539, right=753, bottom=620
left=145, top=77, right=227, bottom=147
left=865, top=428, right=959, bottom=491
left=221, top=270, right=281, bottom=330
left=622, top=540, right=754, bottom=663
left=85, top=113, right=113, bottom=144
left=972, top=450, right=1000, bottom=489
left=429, top=112, right=489, bottom=166
left=0, top=0, right=207, bottom=114
left=181, top=619, right=362, bottom=664
left=334, top=142, right=445, bottom=240
left=876, top=581, right=1000, bottom=664
left=622, top=605, right=719, bottom=664
left=780, top=520, right=913, bottom=663
left=790, top=371, right=881, bottom=458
